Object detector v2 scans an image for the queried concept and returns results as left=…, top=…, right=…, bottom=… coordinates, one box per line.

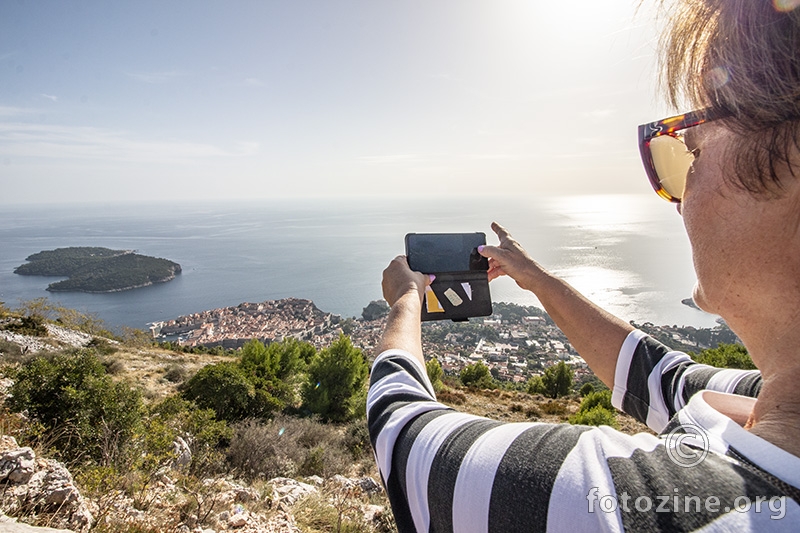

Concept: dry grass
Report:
left=436, top=386, right=652, bottom=435
left=104, top=346, right=236, bottom=400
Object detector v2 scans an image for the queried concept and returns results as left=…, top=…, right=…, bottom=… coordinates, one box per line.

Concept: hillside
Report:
left=0, top=309, right=652, bottom=532
left=14, top=247, right=181, bottom=293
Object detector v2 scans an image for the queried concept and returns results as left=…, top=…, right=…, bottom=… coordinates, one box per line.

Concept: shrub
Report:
left=239, top=337, right=314, bottom=407
left=7, top=349, right=143, bottom=467
left=342, top=420, right=371, bottom=460
left=569, top=390, right=618, bottom=428
left=579, top=382, right=595, bottom=397
left=103, top=358, right=126, bottom=375
left=570, top=405, right=618, bottom=428
left=540, top=361, right=574, bottom=399
left=149, top=396, right=231, bottom=477
left=540, top=400, right=568, bottom=416
left=88, top=337, right=118, bottom=355
left=240, top=337, right=315, bottom=382
left=426, top=358, right=444, bottom=391
left=436, top=388, right=466, bottom=405
left=578, top=390, right=613, bottom=413
left=525, top=405, right=542, bottom=419
left=163, top=363, right=189, bottom=383
left=460, top=362, right=495, bottom=389
left=227, top=415, right=351, bottom=481
left=2, top=315, right=48, bottom=337
left=690, top=343, right=755, bottom=370
left=527, top=375, right=546, bottom=395
left=181, top=362, right=258, bottom=422
left=302, top=335, right=368, bottom=423
left=0, top=339, right=23, bottom=359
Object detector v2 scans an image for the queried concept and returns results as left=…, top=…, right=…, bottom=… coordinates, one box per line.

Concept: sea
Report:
left=0, top=194, right=720, bottom=333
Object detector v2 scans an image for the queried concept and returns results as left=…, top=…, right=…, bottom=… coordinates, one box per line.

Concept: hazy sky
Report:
left=1, top=0, right=673, bottom=205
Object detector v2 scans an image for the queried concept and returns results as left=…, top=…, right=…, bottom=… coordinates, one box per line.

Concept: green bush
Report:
left=527, top=375, right=546, bottom=395
left=240, top=337, right=315, bottom=381
left=569, top=390, right=618, bottom=428
left=7, top=349, right=143, bottom=467
left=181, top=362, right=260, bottom=422
left=2, top=315, right=48, bottom=337
left=570, top=405, right=618, bottom=428
left=541, top=361, right=574, bottom=399
left=302, top=335, right=368, bottom=422
left=579, top=382, right=595, bottom=397
left=426, top=358, right=444, bottom=391
left=579, top=390, right=613, bottom=412
left=149, top=396, right=231, bottom=477
left=239, top=337, right=314, bottom=407
left=181, top=338, right=321, bottom=422
left=690, top=343, right=755, bottom=370
left=460, top=362, right=496, bottom=389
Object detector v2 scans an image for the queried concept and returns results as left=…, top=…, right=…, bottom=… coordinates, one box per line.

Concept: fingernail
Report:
left=477, top=245, right=484, bottom=253
left=429, top=274, right=436, bottom=282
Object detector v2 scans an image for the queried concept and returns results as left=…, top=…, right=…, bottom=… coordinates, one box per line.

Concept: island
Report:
left=14, top=247, right=181, bottom=293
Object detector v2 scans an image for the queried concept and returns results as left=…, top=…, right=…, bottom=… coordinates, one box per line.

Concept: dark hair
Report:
left=659, top=0, right=800, bottom=195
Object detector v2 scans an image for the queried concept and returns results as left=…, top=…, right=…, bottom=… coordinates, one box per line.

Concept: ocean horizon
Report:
left=0, top=194, right=720, bottom=332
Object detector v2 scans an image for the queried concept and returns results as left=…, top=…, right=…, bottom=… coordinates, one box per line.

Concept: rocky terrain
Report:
left=0, top=313, right=652, bottom=533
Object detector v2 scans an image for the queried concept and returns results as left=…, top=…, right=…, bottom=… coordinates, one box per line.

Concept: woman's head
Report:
left=660, top=0, right=800, bottom=196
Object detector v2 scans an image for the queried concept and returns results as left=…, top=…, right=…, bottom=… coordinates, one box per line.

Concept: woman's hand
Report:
left=382, top=255, right=432, bottom=307
left=478, top=222, right=542, bottom=291
left=377, top=256, right=432, bottom=362
left=480, top=221, right=632, bottom=388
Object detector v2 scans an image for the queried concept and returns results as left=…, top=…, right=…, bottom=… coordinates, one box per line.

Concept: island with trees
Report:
left=14, top=246, right=181, bottom=293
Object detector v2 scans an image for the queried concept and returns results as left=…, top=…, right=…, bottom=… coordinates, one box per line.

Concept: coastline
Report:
left=45, top=272, right=179, bottom=294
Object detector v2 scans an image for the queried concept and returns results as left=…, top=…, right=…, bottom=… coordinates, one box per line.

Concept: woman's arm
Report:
left=479, top=222, right=634, bottom=389
left=376, top=255, right=431, bottom=367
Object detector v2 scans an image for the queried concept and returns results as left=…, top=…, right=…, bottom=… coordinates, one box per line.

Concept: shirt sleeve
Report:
left=611, top=329, right=762, bottom=432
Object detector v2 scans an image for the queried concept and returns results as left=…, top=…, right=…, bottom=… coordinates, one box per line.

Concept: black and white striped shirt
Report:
left=367, top=329, right=800, bottom=532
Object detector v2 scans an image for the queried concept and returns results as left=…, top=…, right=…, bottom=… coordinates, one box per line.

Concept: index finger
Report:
left=491, top=221, right=512, bottom=241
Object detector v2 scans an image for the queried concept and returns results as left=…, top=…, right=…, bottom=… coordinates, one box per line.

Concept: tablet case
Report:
left=421, top=271, right=493, bottom=322
left=405, top=233, right=493, bottom=322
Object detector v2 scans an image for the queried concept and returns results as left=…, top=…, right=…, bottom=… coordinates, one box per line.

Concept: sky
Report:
left=0, top=0, right=674, bottom=205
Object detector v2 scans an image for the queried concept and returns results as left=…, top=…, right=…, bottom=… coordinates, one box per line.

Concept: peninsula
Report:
left=14, top=247, right=181, bottom=293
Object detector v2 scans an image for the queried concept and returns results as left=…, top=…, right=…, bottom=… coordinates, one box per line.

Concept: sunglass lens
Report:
left=649, top=134, right=695, bottom=201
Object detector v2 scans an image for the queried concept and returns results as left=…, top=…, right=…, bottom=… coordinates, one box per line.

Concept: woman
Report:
left=368, top=1, right=800, bottom=531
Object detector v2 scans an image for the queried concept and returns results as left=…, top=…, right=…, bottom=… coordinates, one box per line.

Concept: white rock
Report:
left=329, top=474, right=354, bottom=489
left=268, top=477, right=318, bottom=507
left=0, top=447, right=36, bottom=484
left=0, top=435, right=17, bottom=452
left=306, top=475, right=324, bottom=486
left=173, top=436, right=192, bottom=469
left=357, top=476, right=382, bottom=495
left=363, top=504, right=385, bottom=522
left=227, top=511, right=248, bottom=528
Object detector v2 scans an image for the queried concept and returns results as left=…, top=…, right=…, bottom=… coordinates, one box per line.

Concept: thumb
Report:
left=478, top=244, right=502, bottom=259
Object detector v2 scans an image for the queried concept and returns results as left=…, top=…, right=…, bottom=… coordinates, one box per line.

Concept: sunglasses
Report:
left=638, top=108, right=728, bottom=203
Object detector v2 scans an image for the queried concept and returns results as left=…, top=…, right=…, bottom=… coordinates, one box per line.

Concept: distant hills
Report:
left=14, top=246, right=181, bottom=293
